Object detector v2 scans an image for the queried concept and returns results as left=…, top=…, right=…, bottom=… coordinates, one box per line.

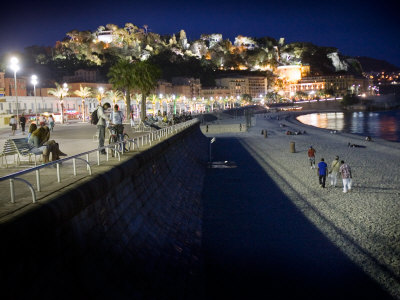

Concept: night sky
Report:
left=2, top=0, right=400, bottom=67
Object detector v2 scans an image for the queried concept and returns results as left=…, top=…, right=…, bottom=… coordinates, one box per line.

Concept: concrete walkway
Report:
left=202, top=131, right=393, bottom=299
left=0, top=121, right=150, bottom=218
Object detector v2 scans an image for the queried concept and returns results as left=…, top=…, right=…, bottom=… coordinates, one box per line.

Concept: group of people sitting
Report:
left=28, top=122, right=67, bottom=163
left=142, top=111, right=194, bottom=129
left=285, top=130, right=306, bottom=135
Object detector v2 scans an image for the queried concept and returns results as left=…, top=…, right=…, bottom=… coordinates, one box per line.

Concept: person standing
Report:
left=96, top=102, right=111, bottom=154
left=110, top=104, right=126, bottom=151
left=19, top=113, right=26, bottom=135
left=308, top=146, right=316, bottom=169
left=329, top=155, right=341, bottom=187
left=317, top=158, right=328, bottom=188
left=339, top=160, right=352, bottom=193
left=9, top=115, right=17, bottom=136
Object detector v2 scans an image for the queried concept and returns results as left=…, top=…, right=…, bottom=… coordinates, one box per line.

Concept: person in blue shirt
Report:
left=317, top=158, right=328, bottom=188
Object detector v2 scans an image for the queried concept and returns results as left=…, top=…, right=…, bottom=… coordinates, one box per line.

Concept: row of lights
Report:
left=8, top=56, right=107, bottom=123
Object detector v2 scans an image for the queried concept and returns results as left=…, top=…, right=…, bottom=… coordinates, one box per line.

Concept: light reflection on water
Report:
left=296, top=110, right=400, bottom=142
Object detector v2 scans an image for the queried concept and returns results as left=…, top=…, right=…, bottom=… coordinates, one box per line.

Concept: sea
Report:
left=296, top=109, right=400, bottom=143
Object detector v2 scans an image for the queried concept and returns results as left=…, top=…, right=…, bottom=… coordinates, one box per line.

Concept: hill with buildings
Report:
left=1, top=22, right=398, bottom=109
left=1, top=23, right=386, bottom=83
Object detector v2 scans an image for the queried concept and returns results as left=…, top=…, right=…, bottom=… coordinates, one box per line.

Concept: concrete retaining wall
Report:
left=0, top=122, right=208, bottom=299
left=200, top=123, right=247, bottom=134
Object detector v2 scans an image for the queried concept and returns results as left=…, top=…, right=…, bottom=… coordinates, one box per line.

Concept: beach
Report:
left=204, top=110, right=400, bottom=299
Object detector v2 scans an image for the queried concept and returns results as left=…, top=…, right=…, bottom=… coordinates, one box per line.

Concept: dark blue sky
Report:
left=2, top=0, right=399, bottom=67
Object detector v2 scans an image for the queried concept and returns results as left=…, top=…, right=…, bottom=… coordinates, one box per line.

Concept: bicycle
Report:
left=108, top=125, right=131, bottom=156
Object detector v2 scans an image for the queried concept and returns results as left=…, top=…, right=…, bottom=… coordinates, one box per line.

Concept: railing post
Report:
left=86, top=154, right=90, bottom=171
left=56, top=163, right=61, bottom=183
left=36, top=169, right=41, bottom=192
left=97, top=150, right=101, bottom=165
left=73, top=158, right=77, bottom=176
left=10, top=178, right=15, bottom=204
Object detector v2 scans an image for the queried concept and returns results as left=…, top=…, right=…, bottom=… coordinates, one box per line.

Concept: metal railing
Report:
left=0, top=119, right=197, bottom=204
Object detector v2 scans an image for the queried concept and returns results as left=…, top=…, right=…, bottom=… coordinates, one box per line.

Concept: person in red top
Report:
left=308, top=146, right=316, bottom=169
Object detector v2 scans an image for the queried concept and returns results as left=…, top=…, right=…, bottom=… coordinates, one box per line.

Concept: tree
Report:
left=48, top=83, right=69, bottom=124
left=131, top=61, right=161, bottom=120
left=241, top=94, right=253, bottom=105
left=108, top=59, right=161, bottom=121
left=74, top=85, right=92, bottom=122
left=106, top=90, right=123, bottom=105
left=108, top=59, right=136, bottom=120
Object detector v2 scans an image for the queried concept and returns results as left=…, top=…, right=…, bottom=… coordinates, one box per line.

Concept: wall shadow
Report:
left=202, top=137, right=394, bottom=300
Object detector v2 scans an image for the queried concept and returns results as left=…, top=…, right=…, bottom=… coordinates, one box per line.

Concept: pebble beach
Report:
left=208, top=110, right=400, bottom=299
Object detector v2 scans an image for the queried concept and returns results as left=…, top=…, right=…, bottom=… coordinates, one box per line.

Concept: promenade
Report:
left=0, top=121, right=148, bottom=218
left=202, top=111, right=400, bottom=299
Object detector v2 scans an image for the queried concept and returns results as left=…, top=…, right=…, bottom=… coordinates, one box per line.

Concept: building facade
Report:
left=63, top=69, right=100, bottom=83
left=0, top=72, right=27, bottom=96
left=201, top=87, right=230, bottom=99
left=289, top=75, right=374, bottom=98
left=215, top=75, right=268, bottom=99
left=171, top=77, right=201, bottom=99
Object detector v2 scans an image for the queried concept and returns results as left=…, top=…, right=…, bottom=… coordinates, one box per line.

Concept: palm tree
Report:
left=106, top=90, right=123, bottom=105
left=74, top=85, right=92, bottom=122
left=48, top=83, right=69, bottom=124
left=108, top=59, right=136, bottom=119
left=106, top=89, right=124, bottom=118
left=108, top=59, right=160, bottom=121
left=131, top=61, right=161, bottom=120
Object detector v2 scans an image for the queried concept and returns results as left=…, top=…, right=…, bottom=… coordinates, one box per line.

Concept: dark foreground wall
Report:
left=0, top=122, right=208, bottom=299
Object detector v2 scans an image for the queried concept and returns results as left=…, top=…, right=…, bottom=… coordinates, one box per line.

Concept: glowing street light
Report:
left=31, top=75, right=38, bottom=121
left=61, top=83, right=69, bottom=124
left=9, top=57, right=20, bottom=127
left=97, top=87, right=104, bottom=104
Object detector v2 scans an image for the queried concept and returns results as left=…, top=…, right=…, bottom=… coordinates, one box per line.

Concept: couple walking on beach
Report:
left=309, top=146, right=352, bottom=192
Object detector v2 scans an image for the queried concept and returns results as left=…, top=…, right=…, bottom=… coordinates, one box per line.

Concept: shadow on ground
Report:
left=202, top=137, right=394, bottom=300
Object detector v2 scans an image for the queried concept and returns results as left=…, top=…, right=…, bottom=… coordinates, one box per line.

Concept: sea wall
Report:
left=0, top=122, right=208, bottom=299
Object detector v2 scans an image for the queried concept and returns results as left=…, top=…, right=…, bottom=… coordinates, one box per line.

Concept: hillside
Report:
left=355, top=56, right=400, bottom=72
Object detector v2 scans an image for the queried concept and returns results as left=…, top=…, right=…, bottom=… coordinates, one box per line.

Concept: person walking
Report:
left=19, top=113, right=26, bottom=135
left=49, top=115, right=55, bottom=132
left=96, top=102, right=111, bottom=154
left=317, top=158, right=328, bottom=188
left=9, top=115, right=17, bottom=136
left=329, top=155, right=341, bottom=187
left=339, top=160, right=352, bottom=193
left=308, top=146, right=316, bottom=169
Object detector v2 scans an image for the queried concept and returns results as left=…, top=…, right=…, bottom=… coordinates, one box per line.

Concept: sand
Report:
left=211, top=110, right=400, bottom=299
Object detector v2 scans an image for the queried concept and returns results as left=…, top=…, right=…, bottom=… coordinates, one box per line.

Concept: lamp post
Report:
left=60, top=83, right=69, bottom=124
left=172, top=94, right=176, bottom=114
left=159, top=93, right=163, bottom=114
left=98, top=87, right=104, bottom=104
left=31, top=75, right=38, bottom=122
left=9, top=57, right=20, bottom=128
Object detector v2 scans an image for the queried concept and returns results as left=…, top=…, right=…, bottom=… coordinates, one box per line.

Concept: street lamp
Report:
left=9, top=57, right=20, bottom=127
left=172, top=94, right=176, bottom=114
left=60, top=83, right=69, bottom=124
left=31, top=75, right=38, bottom=121
left=98, top=87, right=104, bottom=104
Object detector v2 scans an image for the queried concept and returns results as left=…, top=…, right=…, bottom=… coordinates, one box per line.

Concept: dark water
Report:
left=297, top=109, right=400, bottom=142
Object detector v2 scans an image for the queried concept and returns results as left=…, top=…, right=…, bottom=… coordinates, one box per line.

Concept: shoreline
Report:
left=289, top=109, right=400, bottom=144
